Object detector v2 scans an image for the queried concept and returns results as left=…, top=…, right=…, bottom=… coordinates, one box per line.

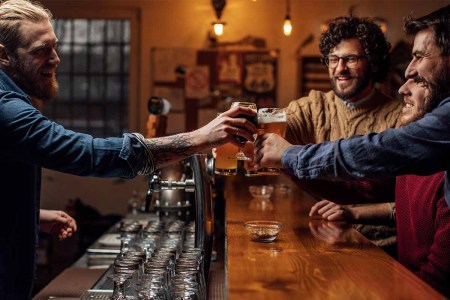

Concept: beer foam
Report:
left=258, top=113, right=286, bottom=123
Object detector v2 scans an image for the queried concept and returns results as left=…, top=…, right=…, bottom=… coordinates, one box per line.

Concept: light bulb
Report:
left=283, top=16, right=292, bottom=36
left=213, top=22, right=224, bottom=36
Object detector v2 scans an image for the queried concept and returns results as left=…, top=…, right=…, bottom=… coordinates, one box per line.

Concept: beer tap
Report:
left=144, top=170, right=195, bottom=212
left=143, top=154, right=215, bottom=283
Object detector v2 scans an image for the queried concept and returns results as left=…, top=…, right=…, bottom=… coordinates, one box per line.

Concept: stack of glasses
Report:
left=107, top=220, right=205, bottom=300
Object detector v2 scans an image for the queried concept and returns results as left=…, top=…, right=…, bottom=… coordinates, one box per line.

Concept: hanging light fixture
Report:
left=283, top=0, right=292, bottom=36
left=212, top=0, right=226, bottom=36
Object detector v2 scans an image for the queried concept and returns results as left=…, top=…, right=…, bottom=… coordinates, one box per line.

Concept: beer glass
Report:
left=214, top=142, right=239, bottom=175
left=230, top=101, right=257, bottom=160
left=243, top=142, right=260, bottom=176
left=257, top=108, right=286, bottom=175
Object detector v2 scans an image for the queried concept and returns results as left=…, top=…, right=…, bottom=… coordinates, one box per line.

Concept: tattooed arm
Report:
left=146, top=105, right=257, bottom=170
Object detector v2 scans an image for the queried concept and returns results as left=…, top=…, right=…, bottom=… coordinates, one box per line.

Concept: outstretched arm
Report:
left=1, top=98, right=257, bottom=178
left=255, top=98, right=450, bottom=180
left=310, top=200, right=394, bottom=225
left=145, top=105, right=257, bottom=171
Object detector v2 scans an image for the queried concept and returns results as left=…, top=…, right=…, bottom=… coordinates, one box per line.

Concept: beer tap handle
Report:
left=145, top=171, right=161, bottom=212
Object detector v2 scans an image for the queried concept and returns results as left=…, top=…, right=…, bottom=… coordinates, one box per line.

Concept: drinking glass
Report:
left=256, top=108, right=286, bottom=175
left=136, top=274, right=167, bottom=300
left=243, top=141, right=260, bottom=176
left=214, top=142, right=239, bottom=176
left=108, top=272, right=133, bottom=300
left=230, top=101, right=257, bottom=161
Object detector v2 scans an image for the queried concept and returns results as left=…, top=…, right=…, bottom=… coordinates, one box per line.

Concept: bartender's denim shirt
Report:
left=282, top=96, right=450, bottom=207
left=0, top=69, right=146, bottom=299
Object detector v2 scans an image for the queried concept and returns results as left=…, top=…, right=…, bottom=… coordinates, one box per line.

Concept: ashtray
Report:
left=249, top=185, right=274, bottom=200
left=243, top=221, right=283, bottom=243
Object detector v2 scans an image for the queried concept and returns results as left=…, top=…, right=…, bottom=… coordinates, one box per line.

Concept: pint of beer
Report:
left=257, top=108, right=286, bottom=175
left=230, top=101, right=257, bottom=144
left=215, top=142, right=239, bottom=176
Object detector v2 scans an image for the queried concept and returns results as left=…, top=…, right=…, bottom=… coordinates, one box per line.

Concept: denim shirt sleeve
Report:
left=282, top=97, right=450, bottom=180
left=0, top=91, right=145, bottom=179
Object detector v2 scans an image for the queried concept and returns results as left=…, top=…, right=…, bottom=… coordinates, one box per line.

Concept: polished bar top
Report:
left=224, top=174, right=445, bottom=299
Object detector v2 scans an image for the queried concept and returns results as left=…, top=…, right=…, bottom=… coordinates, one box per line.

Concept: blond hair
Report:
left=0, top=0, right=53, bottom=51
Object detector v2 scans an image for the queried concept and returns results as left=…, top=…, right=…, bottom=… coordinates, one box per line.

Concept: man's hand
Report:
left=310, top=200, right=393, bottom=225
left=40, top=209, right=77, bottom=241
left=309, top=200, right=356, bottom=222
left=253, top=133, right=292, bottom=169
left=195, top=106, right=257, bottom=149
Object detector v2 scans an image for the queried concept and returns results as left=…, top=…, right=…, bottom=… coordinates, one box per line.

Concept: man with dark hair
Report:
left=403, top=6, right=450, bottom=111
left=287, top=16, right=401, bottom=145
left=0, top=0, right=256, bottom=298
left=309, top=77, right=450, bottom=296
left=285, top=16, right=402, bottom=254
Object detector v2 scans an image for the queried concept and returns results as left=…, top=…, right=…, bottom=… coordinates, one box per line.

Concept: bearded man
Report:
left=309, top=76, right=450, bottom=296
left=0, top=1, right=257, bottom=298
left=285, top=16, right=402, bottom=255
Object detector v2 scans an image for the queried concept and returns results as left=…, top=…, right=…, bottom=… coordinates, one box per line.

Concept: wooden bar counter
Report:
left=224, top=174, right=445, bottom=299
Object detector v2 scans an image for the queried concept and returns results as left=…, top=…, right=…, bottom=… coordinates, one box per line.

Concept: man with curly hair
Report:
left=286, top=16, right=402, bottom=145
left=285, top=16, right=402, bottom=256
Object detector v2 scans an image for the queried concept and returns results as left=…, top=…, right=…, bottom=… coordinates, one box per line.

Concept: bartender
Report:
left=0, top=0, right=257, bottom=298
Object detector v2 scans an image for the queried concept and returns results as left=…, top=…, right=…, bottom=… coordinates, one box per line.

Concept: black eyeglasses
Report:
left=324, top=55, right=365, bottom=69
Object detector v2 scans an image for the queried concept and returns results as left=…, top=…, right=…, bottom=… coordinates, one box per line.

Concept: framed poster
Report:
left=217, top=51, right=243, bottom=84
left=198, top=49, right=279, bottom=107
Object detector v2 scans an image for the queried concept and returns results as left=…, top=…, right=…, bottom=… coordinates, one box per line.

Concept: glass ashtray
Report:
left=249, top=185, right=274, bottom=200
left=243, top=221, right=283, bottom=243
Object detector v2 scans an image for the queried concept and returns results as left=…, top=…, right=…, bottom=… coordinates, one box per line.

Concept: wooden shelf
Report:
left=297, top=55, right=331, bottom=97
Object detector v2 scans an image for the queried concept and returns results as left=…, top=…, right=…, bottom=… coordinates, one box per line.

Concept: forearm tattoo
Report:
left=146, top=133, right=195, bottom=166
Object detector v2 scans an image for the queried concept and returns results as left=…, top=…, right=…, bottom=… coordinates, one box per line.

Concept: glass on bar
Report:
left=214, top=142, right=239, bottom=176
left=257, top=108, right=286, bottom=175
left=243, top=141, right=260, bottom=177
left=230, top=101, right=258, bottom=144
left=230, top=101, right=257, bottom=161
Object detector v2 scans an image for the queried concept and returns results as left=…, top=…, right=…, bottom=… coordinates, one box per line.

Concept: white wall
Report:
left=41, top=169, right=148, bottom=215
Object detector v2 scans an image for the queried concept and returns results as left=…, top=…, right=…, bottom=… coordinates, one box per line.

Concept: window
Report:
left=43, top=19, right=130, bottom=137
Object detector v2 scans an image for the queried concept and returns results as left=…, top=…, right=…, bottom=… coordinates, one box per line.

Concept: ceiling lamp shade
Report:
left=212, top=0, right=226, bottom=36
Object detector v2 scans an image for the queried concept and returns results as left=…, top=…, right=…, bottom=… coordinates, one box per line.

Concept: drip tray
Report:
left=80, top=289, right=112, bottom=300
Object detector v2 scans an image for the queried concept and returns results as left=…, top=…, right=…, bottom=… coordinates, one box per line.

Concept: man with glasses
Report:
left=286, top=16, right=402, bottom=145
left=284, top=16, right=402, bottom=256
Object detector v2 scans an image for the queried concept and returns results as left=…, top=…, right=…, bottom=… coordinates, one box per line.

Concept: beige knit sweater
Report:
left=286, top=89, right=403, bottom=145
left=285, top=89, right=403, bottom=253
